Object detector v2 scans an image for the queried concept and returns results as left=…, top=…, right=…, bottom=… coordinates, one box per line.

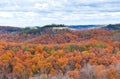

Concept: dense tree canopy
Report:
left=0, top=28, right=120, bottom=79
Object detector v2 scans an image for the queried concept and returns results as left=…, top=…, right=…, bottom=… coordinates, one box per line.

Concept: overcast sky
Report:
left=0, top=0, right=120, bottom=27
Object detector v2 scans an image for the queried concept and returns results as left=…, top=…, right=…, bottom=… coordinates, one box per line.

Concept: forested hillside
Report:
left=0, top=25, right=120, bottom=79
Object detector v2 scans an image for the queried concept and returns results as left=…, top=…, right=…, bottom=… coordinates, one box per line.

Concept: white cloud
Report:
left=0, top=0, right=120, bottom=26
left=34, top=3, right=48, bottom=10
left=24, top=12, right=39, bottom=17
left=0, top=12, right=13, bottom=18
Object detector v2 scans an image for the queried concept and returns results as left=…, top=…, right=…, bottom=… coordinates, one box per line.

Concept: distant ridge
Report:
left=68, top=24, right=120, bottom=30
left=0, top=26, right=22, bottom=33
left=0, top=23, right=120, bottom=34
left=68, top=25, right=100, bottom=30
left=101, top=24, right=120, bottom=30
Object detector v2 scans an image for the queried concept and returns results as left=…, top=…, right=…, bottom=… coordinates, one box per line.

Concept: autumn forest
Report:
left=0, top=25, right=120, bottom=79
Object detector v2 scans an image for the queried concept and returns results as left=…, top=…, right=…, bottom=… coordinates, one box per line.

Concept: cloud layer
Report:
left=0, top=0, right=120, bottom=27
